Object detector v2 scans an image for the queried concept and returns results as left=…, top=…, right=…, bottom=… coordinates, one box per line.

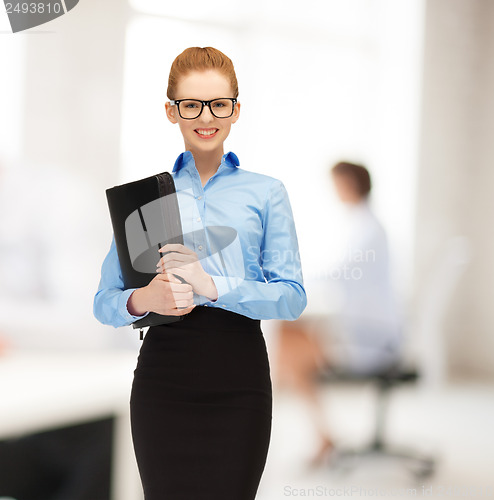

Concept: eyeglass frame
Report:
left=169, top=98, right=238, bottom=120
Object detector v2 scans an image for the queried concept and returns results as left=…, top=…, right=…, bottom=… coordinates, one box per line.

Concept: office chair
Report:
left=319, top=362, right=434, bottom=479
left=318, top=236, right=472, bottom=479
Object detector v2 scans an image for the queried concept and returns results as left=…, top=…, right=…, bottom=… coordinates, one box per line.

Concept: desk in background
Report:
left=0, top=350, right=143, bottom=500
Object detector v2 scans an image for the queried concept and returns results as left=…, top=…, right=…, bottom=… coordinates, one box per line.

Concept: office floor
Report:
left=257, top=381, right=494, bottom=499
left=2, top=378, right=490, bottom=500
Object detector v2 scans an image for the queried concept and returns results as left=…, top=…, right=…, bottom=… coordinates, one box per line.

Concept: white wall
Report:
left=415, top=0, right=494, bottom=379
left=0, top=0, right=138, bottom=350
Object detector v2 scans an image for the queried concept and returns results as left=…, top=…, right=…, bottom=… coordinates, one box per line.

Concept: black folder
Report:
left=105, top=172, right=184, bottom=329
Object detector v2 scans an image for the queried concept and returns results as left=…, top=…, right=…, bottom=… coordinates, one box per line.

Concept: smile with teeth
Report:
left=195, top=128, right=219, bottom=137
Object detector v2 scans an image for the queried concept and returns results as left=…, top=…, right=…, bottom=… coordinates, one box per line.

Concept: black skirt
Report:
left=130, top=305, right=272, bottom=500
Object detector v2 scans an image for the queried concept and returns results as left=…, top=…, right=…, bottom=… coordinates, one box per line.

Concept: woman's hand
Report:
left=128, top=272, right=196, bottom=316
left=156, top=243, right=218, bottom=301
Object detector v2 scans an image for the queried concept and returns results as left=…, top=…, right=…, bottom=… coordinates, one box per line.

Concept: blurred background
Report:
left=1, top=0, right=493, bottom=499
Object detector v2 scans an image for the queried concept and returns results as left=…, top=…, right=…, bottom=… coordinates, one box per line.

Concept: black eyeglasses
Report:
left=169, top=98, right=237, bottom=120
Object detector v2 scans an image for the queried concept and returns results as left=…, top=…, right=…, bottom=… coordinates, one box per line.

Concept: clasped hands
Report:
left=156, top=243, right=218, bottom=299
left=128, top=244, right=218, bottom=317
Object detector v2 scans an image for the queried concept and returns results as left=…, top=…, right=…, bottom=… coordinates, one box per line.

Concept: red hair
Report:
left=167, top=47, right=239, bottom=100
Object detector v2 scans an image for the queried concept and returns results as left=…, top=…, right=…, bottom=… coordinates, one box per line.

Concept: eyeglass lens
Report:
left=178, top=99, right=234, bottom=119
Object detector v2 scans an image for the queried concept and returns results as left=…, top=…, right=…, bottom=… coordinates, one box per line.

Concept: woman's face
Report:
left=165, top=69, right=240, bottom=156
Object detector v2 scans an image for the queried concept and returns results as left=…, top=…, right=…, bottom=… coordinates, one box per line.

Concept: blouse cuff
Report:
left=119, top=288, right=150, bottom=323
left=209, top=275, right=242, bottom=303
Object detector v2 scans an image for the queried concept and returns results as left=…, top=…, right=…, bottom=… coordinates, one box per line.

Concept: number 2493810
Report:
left=5, top=3, right=62, bottom=14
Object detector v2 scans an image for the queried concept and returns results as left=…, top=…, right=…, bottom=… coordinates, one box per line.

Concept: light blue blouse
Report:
left=93, top=150, right=306, bottom=327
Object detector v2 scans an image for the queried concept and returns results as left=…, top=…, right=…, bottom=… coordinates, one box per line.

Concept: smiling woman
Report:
left=163, top=67, right=240, bottom=182
left=93, top=46, right=306, bottom=500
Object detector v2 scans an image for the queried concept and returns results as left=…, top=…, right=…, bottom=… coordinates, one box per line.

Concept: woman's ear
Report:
left=165, top=102, right=178, bottom=124
left=231, top=101, right=241, bottom=124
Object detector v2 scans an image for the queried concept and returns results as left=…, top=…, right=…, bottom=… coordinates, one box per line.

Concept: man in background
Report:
left=274, top=161, right=403, bottom=466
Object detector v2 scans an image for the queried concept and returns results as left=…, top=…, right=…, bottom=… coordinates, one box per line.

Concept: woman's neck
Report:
left=187, top=147, right=224, bottom=186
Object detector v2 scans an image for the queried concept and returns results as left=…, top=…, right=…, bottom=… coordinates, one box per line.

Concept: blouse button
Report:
left=198, top=245, right=203, bottom=251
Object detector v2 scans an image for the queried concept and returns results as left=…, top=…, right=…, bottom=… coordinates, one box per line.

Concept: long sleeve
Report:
left=208, top=179, right=307, bottom=320
left=93, top=236, right=150, bottom=328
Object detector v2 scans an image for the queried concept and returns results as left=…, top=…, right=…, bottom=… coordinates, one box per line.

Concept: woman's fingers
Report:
left=164, top=283, right=195, bottom=314
left=156, top=252, right=197, bottom=272
left=165, top=267, right=189, bottom=283
left=160, top=252, right=192, bottom=265
left=168, top=304, right=196, bottom=316
left=158, top=258, right=192, bottom=271
left=147, top=273, right=196, bottom=316
left=153, top=272, right=182, bottom=283
left=169, top=286, right=195, bottom=314
left=168, top=281, right=193, bottom=304
left=157, top=245, right=197, bottom=264
left=158, top=243, right=195, bottom=255
left=168, top=281, right=193, bottom=294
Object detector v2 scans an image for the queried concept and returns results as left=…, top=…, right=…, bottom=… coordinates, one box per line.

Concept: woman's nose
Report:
left=200, top=104, right=215, bottom=122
